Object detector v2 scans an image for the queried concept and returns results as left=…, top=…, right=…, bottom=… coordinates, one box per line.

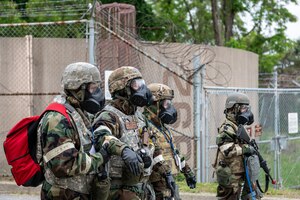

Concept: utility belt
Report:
left=111, top=180, right=147, bottom=196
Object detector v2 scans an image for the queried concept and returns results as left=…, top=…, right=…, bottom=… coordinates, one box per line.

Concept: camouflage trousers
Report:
left=108, top=188, right=141, bottom=200
left=216, top=173, right=245, bottom=200
left=91, top=177, right=111, bottom=200
left=107, top=182, right=151, bottom=200
left=41, top=180, right=90, bottom=200
left=150, top=181, right=181, bottom=200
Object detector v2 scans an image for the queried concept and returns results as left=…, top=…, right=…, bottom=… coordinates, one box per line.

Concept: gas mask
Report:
left=128, top=78, right=153, bottom=107
left=80, top=83, right=105, bottom=114
left=236, top=104, right=254, bottom=125
left=158, top=99, right=177, bottom=124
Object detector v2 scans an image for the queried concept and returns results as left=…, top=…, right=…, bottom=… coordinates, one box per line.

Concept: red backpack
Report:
left=3, top=102, right=70, bottom=187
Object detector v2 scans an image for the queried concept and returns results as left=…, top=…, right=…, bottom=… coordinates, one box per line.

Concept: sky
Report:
left=286, top=3, right=300, bottom=40
left=242, top=2, right=300, bottom=41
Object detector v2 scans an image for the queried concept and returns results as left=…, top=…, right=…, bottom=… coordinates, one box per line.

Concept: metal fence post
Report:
left=193, top=55, right=205, bottom=182
left=89, top=11, right=95, bottom=65
left=274, top=69, right=282, bottom=188
left=193, top=55, right=201, bottom=182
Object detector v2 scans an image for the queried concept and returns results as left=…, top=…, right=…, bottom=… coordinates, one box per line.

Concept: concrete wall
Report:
left=0, top=37, right=258, bottom=177
left=0, top=37, right=88, bottom=175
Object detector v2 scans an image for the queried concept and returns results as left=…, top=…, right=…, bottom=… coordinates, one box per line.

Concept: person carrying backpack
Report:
left=39, top=62, right=141, bottom=200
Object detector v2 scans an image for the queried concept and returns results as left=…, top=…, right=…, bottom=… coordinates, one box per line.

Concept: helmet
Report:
left=108, top=66, right=142, bottom=95
left=225, top=92, right=250, bottom=109
left=148, top=83, right=174, bottom=101
left=61, top=62, right=101, bottom=90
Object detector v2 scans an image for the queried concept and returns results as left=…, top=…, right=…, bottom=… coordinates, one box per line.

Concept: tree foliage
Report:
left=147, top=0, right=298, bottom=73
left=0, top=1, right=24, bottom=23
left=1, top=0, right=299, bottom=73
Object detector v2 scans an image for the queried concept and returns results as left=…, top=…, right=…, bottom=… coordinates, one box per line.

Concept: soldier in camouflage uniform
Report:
left=143, top=83, right=197, bottom=200
left=93, top=66, right=154, bottom=200
left=38, top=62, right=139, bottom=200
left=214, top=92, right=256, bottom=200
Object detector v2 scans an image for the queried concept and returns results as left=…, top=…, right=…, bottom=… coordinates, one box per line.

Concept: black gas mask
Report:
left=128, top=78, right=153, bottom=107
left=158, top=99, right=177, bottom=124
left=80, top=83, right=105, bottom=114
left=236, top=104, right=254, bottom=125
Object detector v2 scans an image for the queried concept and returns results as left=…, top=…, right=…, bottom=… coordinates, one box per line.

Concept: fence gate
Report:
left=204, top=87, right=300, bottom=189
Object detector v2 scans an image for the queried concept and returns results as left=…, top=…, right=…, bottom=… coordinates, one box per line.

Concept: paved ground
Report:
left=1, top=180, right=299, bottom=200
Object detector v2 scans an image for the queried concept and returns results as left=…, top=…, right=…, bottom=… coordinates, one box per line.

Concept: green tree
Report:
left=148, top=0, right=298, bottom=73
left=0, top=1, right=23, bottom=23
left=24, top=0, right=91, bottom=22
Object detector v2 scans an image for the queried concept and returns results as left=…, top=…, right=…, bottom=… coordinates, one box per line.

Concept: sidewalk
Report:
left=1, top=180, right=299, bottom=200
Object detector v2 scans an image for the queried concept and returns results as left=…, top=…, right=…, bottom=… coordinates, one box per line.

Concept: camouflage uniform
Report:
left=38, top=62, right=125, bottom=200
left=144, top=83, right=196, bottom=200
left=39, top=98, right=103, bottom=200
left=92, top=66, right=154, bottom=200
left=214, top=92, right=257, bottom=200
left=215, top=118, right=245, bottom=199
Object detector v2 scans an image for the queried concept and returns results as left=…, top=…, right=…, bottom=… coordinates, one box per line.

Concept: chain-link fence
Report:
left=204, top=87, right=300, bottom=189
left=2, top=1, right=299, bottom=190
left=93, top=2, right=204, bottom=171
left=0, top=20, right=89, bottom=176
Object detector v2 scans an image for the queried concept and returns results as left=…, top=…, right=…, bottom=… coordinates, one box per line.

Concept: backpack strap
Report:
left=40, top=103, right=76, bottom=164
left=43, top=102, right=70, bottom=121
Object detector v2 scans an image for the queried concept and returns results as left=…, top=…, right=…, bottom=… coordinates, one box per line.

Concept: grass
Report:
left=176, top=180, right=300, bottom=198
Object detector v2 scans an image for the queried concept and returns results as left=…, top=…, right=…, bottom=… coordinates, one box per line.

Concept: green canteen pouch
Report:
left=216, top=164, right=232, bottom=187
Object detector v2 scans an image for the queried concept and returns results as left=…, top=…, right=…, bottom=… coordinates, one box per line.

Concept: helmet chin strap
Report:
left=114, top=94, right=137, bottom=114
left=115, top=93, right=129, bottom=101
left=144, top=106, right=161, bottom=125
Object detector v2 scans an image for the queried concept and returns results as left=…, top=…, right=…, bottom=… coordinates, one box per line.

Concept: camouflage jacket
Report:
left=145, top=118, right=193, bottom=182
left=38, top=101, right=105, bottom=197
left=216, top=118, right=245, bottom=174
left=93, top=99, right=153, bottom=186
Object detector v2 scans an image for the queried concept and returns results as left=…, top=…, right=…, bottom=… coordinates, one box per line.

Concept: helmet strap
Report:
left=66, top=86, right=85, bottom=103
left=144, top=106, right=161, bottom=125
left=115, top=93, right=129, bottom=101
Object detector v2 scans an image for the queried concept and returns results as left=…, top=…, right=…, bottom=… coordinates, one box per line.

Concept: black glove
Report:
left=98, top=143, right=110, bottom=164
left=182, top=167, right=196, bottom=189
left=121, top=147, right=143, bottom=176
left=185, top=173, right=196, bottom=189
left=165, top=172, right=176, bottom=197
left=242, top=144, right=256, bottom=156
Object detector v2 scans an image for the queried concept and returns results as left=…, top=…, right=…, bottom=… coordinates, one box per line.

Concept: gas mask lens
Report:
left=239, top=104, right=250, bottom=113
left=161, top=99, right=172, bottom=109
left=130, top=78, right=145, bottom=91
left=87, top=82, right=100, bottom=94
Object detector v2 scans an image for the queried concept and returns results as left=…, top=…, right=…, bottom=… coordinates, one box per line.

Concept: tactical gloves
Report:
left=182, top=167, right=197, bottom=189
left=99, top=143, right=110, bottom=164
left=165, top=172, right=176, bottom=197
left=186, top=174, right=197, bottom=189
left=242, top=144, right=256, bottom=156
left=121, top=147, right=143, bottom=176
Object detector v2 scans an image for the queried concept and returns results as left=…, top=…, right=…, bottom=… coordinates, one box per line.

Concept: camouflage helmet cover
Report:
left=108, top=66, right=142, bottom=94
left=61, top=62, right=101, bottom=90
left=148, top=83, right=174, bottom=101
left=225, top=92, right=250, bottom=109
